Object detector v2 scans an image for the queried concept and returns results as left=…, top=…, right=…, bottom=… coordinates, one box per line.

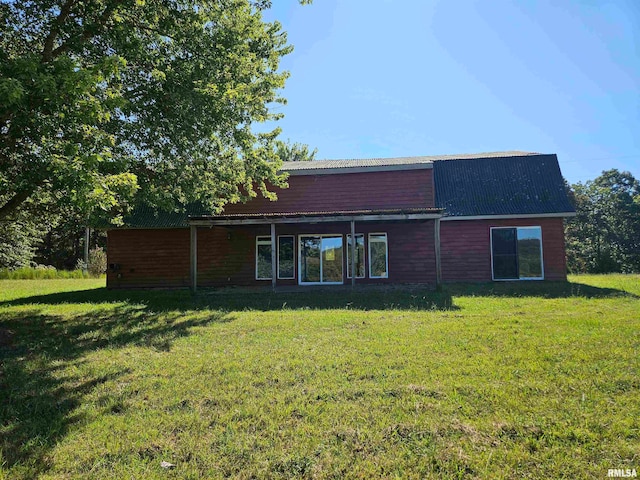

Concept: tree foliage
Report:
left=0, top=214, right=42, bottom=268
left=0, top=194, right=59, bottom=268
left=1, top=0, right=298, bottom=223
left=274, top=139, right=318, bottom=162
left=34, top=212, right=106, bottom=269
left=566, top=169, right=640, bottom=273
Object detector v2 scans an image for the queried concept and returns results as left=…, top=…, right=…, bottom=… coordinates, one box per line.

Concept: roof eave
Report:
left=440, top=211, right=577, bottom=221
left=189, top=212, right=443, bottom=226
left=282, top=163, right=433, bottom=176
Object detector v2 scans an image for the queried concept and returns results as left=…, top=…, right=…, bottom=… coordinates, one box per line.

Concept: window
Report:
left=346, top=234, right=365, bottom=278
left=368, top=233, right=388, bottom=278
left=491, top=227, right=543, bottom=280
left=256, top=236, right=272, bottom=280
left=278, top=236, right=295, bottom=279
left=298, top=235, right=343, bottom=284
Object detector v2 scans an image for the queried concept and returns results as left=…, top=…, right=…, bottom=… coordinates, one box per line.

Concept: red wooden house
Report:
left=106, top=152, right=575, bottom=290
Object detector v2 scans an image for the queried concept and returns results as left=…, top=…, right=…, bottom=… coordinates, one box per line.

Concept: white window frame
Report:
left=346, top=233, right=366, bottom=279
left=255, top=235, right=272, bottom=280
left=368, top=232, right=389, bottom=279
left=490, top=226, right=545, bottom=281
left=277, top=235, right=295, bottom=280
left=298, top=234, right=344, bottom=285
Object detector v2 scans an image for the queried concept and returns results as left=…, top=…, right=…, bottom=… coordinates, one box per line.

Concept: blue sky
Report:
left=261, top=0, right=639, bottom=184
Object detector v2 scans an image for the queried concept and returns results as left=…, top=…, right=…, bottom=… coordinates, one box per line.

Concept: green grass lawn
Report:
left=0, top=275, right=638, bottom=479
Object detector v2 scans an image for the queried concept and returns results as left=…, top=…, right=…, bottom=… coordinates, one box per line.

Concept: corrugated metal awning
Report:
left=188, top=208, right=443, bottom=226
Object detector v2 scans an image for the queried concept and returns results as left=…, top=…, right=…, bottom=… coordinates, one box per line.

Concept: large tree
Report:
left=0, top=0, right=298, bottom=224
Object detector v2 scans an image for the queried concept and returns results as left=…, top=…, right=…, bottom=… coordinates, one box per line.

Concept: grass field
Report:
left=0, top=275, right=638, bottom=479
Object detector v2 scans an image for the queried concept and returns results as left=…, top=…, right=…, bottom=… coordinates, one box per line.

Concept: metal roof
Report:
left=281, top=151, right=538, bottom=172
left=191, top=207, right=441, bottom=219
left=114, top=207, right=443, bottom=228
left=189, top=207, right=443, bottom=225
left=434, top=153, right=575, bottom=217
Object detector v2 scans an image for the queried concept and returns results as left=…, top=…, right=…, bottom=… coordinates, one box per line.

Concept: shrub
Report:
left=75, top=258, right=88, bottom=271
left=88, top=247, right=107, bottom=276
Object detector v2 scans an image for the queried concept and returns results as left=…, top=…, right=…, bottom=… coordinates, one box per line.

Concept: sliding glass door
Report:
left=299, top=235, right=343, bottom=284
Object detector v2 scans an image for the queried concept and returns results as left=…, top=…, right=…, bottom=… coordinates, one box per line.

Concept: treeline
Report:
left=0, top=206, right=106, bottom=271
left=565, top=169, right=640, bottom=274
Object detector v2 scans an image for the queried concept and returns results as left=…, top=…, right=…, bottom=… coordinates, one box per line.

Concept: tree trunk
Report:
left=84, top=226, right=90, bottom=272
left=0, top=189, right=33, bottom=220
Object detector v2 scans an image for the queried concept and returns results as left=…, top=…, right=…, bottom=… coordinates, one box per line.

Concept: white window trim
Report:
left=255, top=235, right=272, bottom=280
left=298, top=234, right=344, bottom=285
left=490, top=226, right=545, bottom=281
left=346, top=233, right=366, bottom=279
left=277, top=235, right=295, bottom=280
left=368, top=232, right=389, bottom=279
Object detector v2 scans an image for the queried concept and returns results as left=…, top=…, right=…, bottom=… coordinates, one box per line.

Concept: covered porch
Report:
left=188, top=208, right=443, bottom=292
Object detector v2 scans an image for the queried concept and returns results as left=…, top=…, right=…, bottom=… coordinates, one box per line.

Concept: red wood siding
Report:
left=197, top=226, right=266, bottom=287
left=106, top=229, right=190, bottom=288
left=107, top=221, right=437, bottom=288
left=222, top=169, right=434, bottom=214
left=440, top=218, right=567, bottom=282
left=107, top=217, right=569, bottom=288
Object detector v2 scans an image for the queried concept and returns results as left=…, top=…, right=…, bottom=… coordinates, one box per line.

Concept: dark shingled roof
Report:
left=433, top=153, right=575, bottom=217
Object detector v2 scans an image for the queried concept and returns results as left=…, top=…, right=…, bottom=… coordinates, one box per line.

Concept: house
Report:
left=105, top=151, right=575, bottom=290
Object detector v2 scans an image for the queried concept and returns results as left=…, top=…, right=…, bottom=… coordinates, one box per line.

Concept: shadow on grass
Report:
left=1, top=280, right=636, bottom=314
left=0, top=304, right=230, bottom=479
left=0, top=286, right=458, bottom=312
left=445, top=281, right=639, bottom=299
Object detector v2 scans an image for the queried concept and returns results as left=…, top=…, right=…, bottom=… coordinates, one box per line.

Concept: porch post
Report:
left=350, top=220, right=356, bottom=287
left=190, top=225, right=197, bottom=293
left=434, top=218, right=442, bottom=287
left=271, top=223, right=276, bottom=291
